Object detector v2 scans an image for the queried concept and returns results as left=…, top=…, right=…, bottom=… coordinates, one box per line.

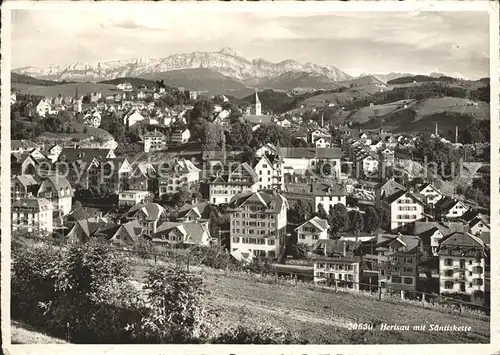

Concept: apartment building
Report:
left=209, top=163, right=258, bottom=205
left=375, top=234, right=421, bottom=297
left=438, top=232, right=488, bottom=304
left=37, top=176, right=74, bottom=217
left=253, top=154, right=284, bottom=190
left=312, top=240, right=361, bottom=290
left=228, top=191, right=289, bottom=258
left=295, top=216, right=329, bottom=247
left=386, top=190, right=425, bottom=231
left=12, top=197, right=54, bottom=233
left=143, top=130, right=166, bottom=153
left=158, top=159, right=201, bottom=197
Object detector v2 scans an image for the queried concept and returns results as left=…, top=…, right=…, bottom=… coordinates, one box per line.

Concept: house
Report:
left=310, top=129, right=330, bottom=143
left=117, top=82, right=133, bottom=91
left=358, top=152, right=380, bottom=177
left=100, top=158, right=134, bottom=193
left=171, top=128, right=191, bottom=144
left=118, top=190, right=153, bottom=209
left=126, top=111, right=145, bottom=127
left=315, top=137, right=331, bottom=148
left=438, top=232, right=488, bottom=304
left=276, top=118, right=291, bottom=128
left=158, top=159, right=201, bottom=196
left=295, top=217, right=330, bottom=247
left=417, top=182, right=443, bottom=207
left=177, top=202, right=213, bottom=222
left=11, top=175, right=39, bottom=203
left=90, top=92, right=102, bottom=103
left=228, top=191, right=289, bottom=258
left=209, top=163, right=258, bottom=204
left=410, top=221, right=466, bottom=256
left=436, top=197, right=469, bottom=219
left=37, top=176, right=74, bottom=217
left=66, top=218, right=110, bottom=244
left=386, top=190, right=425, bottom=231
left=46, top=144, right=63, bottom=163
left=253, top=154, right=284, bottom=190
left=95, top=220, right=144, bottom=246
left=12, top=197, right=54, bottom=233
left=468, top=217, right=490, bottom=237
left=36, top=98, right=52, bottom=117
left=374, top=234, right=421, bottom=297
left=124, top=202, right=166, bottom=235
left=143, top=130, right=166, bottom=153
left=153, top=221, right=212, bottom=247
left=255, top=143, right=277, bottom=158
left=313, top=183, right=347, bottom=213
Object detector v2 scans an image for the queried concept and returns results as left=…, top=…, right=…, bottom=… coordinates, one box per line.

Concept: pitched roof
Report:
left=127, top=203, right=165, bottom=221
left=376, top=234, right=421, bottom=255
left=154, top=221, right=209, bottom=245
left=229, top=191, right=288, bottom=215
left=411, top=221, right=466, bottom=237
left=438, top=232, right=487, bottom=256
left=59, top=148, right=114, bottom=163
left=177, top=202, right=210, bottom=219
left=312, top=182, right=347, bottom=196
left=12, top=197, right=53, bottom=212
left=11, top=140, right=38, bottom=151
left=295, top=217, right=329, bottom=232
left=378, top=178, right=405, bottom=197
left=41, top=176, right=73, bottom=198
left=14, top=174, right=38, bottom=187
left=278, top=147, right=342, bottom=159
left=386, top=189, right=424, bottom=206
left=436, top=197, right=467, bottom=212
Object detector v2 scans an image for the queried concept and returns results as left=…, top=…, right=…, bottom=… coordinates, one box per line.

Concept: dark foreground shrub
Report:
left=211, top=325, right=309, bottom=344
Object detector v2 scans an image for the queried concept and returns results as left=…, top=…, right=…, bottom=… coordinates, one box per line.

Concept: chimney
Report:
left=323, top=241, right=328, bottom=257
left=342, top=241, right=346, bottom=257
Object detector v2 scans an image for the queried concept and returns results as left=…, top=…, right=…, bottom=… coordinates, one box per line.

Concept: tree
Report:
left=289, top=200, right=312, bottom=224
left=291, top=243, right=311, bottom=259
left=317, top=203, right=327, bottom=219
left=227, top=121, right=253, bottom=147
left=240, top=145, right=256, bottom=165
left=191, top=100, right=214, bottom=121
left=83, top=126, right=88, bottom=134
left=364, top=206, right=380, bottom=233
left=348, top=210, right=364, bottom=237
left=374, top=202, right=391, bottom=230
left=328, top=203, right=348, bottom=237
left=201, top=122, right=224, bottom=152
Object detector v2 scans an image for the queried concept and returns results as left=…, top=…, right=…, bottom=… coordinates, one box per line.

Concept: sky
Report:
left=11, top=10, right=490, bottom=79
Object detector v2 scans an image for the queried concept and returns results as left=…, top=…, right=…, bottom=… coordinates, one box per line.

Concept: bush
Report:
left=138, top=265, right=216, bottom=343
left=212, top=325, right=308, bottom=344
left=189, top=243, right=240, bottom=270
left=12, top=242, right=142, bottom=343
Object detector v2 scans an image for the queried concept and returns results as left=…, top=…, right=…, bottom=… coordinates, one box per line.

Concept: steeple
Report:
left=75, top=86, right=79, bottom=100
left=254, top=89, right=260, bottom=104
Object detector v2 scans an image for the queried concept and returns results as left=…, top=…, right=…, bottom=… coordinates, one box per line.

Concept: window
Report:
left=403, top=267, right=413, bottom=273
left=473, top=278, right=483, bottom=286
left=474, top=266, right=483, bottom=274
left=445, top=270, right=454, bottom=277
left=268, top=239, right=275, bottom=245
left=445, top=259, right=453, bottom=266
left=403, top=277, right=413, bottom=285
left=444, top=281, right=454, bottom=289
left=392, top=276, right=402, bottom=284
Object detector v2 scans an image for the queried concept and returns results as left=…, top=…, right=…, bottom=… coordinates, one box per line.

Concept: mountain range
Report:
left=12, top=47, right=352, bottom=84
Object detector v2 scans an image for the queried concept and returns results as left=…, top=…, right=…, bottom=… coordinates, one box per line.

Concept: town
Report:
left=11, top=75, right=491, bottom=310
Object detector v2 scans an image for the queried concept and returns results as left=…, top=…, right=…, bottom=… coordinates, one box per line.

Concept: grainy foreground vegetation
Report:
left=11, top=239, right=490, bottom=344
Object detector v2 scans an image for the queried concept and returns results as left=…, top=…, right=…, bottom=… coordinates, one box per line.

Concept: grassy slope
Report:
left=132, top=261, right=489, bottom=344
left=11, top=321, right=67, bottom=344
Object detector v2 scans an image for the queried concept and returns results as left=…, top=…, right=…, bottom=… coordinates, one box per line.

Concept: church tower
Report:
left=251, top=89, right=261, bottom=116
left=74, top=87, right=82, bottom=113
